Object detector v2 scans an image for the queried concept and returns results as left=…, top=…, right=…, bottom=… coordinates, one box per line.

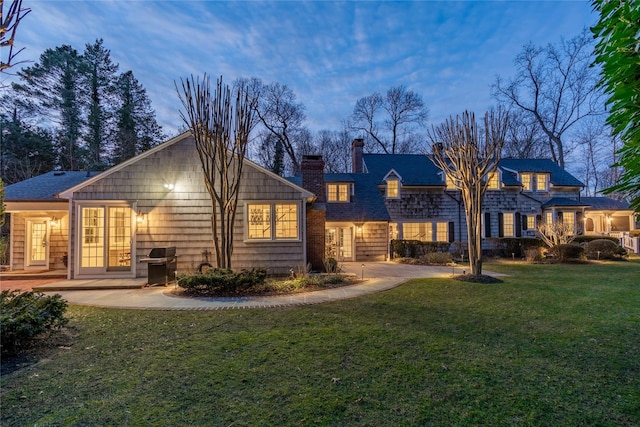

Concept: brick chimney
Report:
left=300, top=155, right=326, bottom=272
left=351, top=138, right=364, bottom=173
left=301, top=155, right=326, bottom=203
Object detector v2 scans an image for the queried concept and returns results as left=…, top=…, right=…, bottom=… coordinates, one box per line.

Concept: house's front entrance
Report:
left=26, top=218, right=50, bottom=269
left=325, top=226, right=354, bottom=261
left=77, top=205, right=134, bottom=277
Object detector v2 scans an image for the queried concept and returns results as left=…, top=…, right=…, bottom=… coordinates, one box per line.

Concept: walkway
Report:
left=17, top=262, right=480, bottom=310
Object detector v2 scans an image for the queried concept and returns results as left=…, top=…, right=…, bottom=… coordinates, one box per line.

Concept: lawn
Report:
left=2, top=259, right=639, bottom=426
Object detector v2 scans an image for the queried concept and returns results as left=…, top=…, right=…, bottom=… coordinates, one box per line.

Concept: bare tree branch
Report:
left=0, top=0, right=31, bottom=74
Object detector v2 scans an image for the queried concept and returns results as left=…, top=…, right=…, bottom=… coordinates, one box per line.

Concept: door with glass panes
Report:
left=26, top=218, right=50, bottom=268
left=78, top=205, right=133, bottom=276
left=325, top=227, right=353, bottom=261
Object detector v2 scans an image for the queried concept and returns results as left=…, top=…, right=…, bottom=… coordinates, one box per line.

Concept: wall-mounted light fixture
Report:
left=164, top=183, right=175, bottom=191
left=50, top=216, right=60, bottom=227
left=136, top=211, right=147, bottom=223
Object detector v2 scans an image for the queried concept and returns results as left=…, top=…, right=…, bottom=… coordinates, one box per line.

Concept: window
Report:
left=503, top=213, right=515, bottom=237
left=275, top=204, right=298, bottom=239
left=403, top=223, right=432, bottom=242
left=486, top=172, right=499, bottom=190
left=527, top=216, right=536, bottom=230
left=328, top=183, right=349, bottom=202
left=248, top=204, right=271, bottom=239
left=562, top=211, right=575, bottom=235
left=545, top=212, right=553, bottom=225
left=536, top=174, right=548, bottom=191
left=247, top=203, right=299, bottom=240
left=436, top=222, right=448, bottom=242
left=521, top=173, right=532, bottom=191
left=387, top=179, right=399, bottom=198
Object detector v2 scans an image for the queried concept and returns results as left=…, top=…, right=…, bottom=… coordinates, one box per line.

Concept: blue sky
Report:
left=8, top=0, right=597, bottom=137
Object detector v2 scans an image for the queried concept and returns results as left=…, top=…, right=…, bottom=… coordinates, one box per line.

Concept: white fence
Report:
left=620, top=233, right=640, bottom=254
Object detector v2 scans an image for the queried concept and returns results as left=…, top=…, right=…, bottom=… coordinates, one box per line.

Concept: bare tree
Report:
left=0, top=0, right=31, bottom=74
left=492, top=29, right=602, bottom=168
left=538, top=222, right=576, bottom=248
left=502, top=109, right=549, bottom=159
left=236, top=78, right=308, bottom=175
left=315, top=125, right=353, bottom=173
left=177, top=75, right=254, bottom=269
left=428, top=110, right=508, bottom=277
left=351, top=85, right=429, bottom=154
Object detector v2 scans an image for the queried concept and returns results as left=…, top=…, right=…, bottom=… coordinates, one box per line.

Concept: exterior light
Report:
left=164, top=183, right=174, bottom=190
left=361, top=263, right=365, bottom=280
left=136, top=211, right=146, bottom=223
left=50, top=217, right=60, bottom=227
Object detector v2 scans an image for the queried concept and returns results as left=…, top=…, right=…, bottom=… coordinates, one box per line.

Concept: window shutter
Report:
left=498, top=213, right=504, bottom=237
left=522, top=214, right=528, bottom=230
left=557, top=211, right=563, bottom=223
left=576, top=212, right=584, bottom=233
left=448, top=221, right=455, bottom=243
left=515, top=213, right=522, bottom=237
left=484, top=212, right=491, bottom=238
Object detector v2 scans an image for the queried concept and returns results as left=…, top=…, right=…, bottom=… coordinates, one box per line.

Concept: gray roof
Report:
left=325, top=173, right=390, bottom=222
left=541, top=197, right=591, bottom=208
left=499, top=158, right=584, bottom=187
left=4, top=171, right=98, bottom=201
left=581, top=197, right=631, bottom=210
left=362, top=154, right=443, bottom=186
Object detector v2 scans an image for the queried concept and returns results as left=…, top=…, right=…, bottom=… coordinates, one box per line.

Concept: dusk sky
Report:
left=7, top=1, right=597, bottom=138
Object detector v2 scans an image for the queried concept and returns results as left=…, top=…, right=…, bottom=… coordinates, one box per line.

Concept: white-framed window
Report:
left=446, top=174, right=458, bottom=189
left=562, top=211, right=575, bottom=235
left=247, top=203, right=299, bottom=241
left=487, top=171, right=499, bottom=190
left=527, top=216, right=536, bottom=229
left=435, top=222, right=448, bottom=242
left=536, top=174, right=548, bottom=192
left=402, top=223, right=432, bottom=242
left=545, top=212, right=553, bottom=225
left=502, top=212, right=515, bottom=237
left=386, top=179, right=400, bottom=198
left=521, top=173, right=532, bottom=191
left=327, top=183, right=349, bottom=202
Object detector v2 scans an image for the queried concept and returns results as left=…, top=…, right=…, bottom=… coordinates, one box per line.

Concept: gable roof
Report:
left=4, top=171, right=99, bottom=201
left=325, top=173, right=390, bottom=222
left=59, top=132, right=314, bottom=200
left=541, top=197, right=591, bottom=208
left=499, top=158, right=584, bottom=187
left=362, top=154, right=443, bottom=186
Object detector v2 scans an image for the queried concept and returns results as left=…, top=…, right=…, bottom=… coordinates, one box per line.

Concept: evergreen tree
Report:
left=82, top=39, right=118, bottom=170
left=13, top=45, right=85, bottom=170
left=112, top=70, right=164, bottom=164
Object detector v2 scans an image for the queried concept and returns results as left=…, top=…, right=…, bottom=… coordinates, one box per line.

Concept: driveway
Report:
left=22, top=261, right=487, bottom=310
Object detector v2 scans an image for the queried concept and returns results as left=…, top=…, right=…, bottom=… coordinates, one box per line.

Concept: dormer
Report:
left=520, top=172, right=549, bottom=192
left=486, top=171, right=500, bottom=190
left=383, top=170, right=401, bottom=199
left=327, top=182, right=350, bottom=203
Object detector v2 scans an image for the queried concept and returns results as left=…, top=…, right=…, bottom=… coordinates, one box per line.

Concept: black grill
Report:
left=140, top=246, right=177, bottom=286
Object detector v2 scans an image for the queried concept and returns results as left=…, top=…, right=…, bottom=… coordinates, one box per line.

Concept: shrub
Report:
left=573, top=235, right=619, bottom=245
left=422, top=252, right=453, bottom=265
left=178, top=268, right=268, bottom=296
left=524, top=247, right=544, bottom=263
left=585, top=239, right=627, bottom=260
left=549, top=243, right=585, bottom=262
left=485, top=238, right=546, bottom=258
left=391, top=240, right=450, bottom=258
left=1, top=290, right=68, bottom=355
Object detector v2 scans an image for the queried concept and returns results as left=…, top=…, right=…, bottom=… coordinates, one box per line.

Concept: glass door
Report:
left=26, top=218, right=49, bottom=268
left=325, top=226, right=353, bottom=261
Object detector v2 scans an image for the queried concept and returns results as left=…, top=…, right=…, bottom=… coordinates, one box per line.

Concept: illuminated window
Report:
left=521, top=173, right=532, bottom=191
left=328, top=184, right=349, bottom=202
left=562, top=211, right=575, bottom=235
left=503, top=213, right=515, bottom=237
left=275, top=204, right=298, bottom=239
left=403, top=223, right=432, bottom=242
left=545, top=212, right=553, bottom=225
left=436, top=222, right=448, bottom=242
left=527, top=216, right=536, bottom=229
left=487, top=172, right=499, bottom=190
left=387, top=179, right=399, bottom=198
left=247, top=203, right=299, bottom=240
left=536, top=174, right=547, bottom=191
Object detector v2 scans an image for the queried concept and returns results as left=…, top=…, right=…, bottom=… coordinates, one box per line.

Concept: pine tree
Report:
left=82, top=39, right=119, bottom=171
left=13, top=45, right=85, bottom=170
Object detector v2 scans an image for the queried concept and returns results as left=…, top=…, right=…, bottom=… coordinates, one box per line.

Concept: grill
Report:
left=140, top=246, right=177, bottom=286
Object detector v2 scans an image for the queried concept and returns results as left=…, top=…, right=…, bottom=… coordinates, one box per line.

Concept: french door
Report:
left=325, top=226, right=353, bottom=261
left=78, top=205, right=133, bottom=276
left=26, top=218, right=49, bottom=268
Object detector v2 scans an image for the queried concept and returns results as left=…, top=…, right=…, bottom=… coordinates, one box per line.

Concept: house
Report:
left=3, top=134, right=638, bottom=281
left=296, top=139, right=639, bottom=261
left=3, top=132, right=314, bottom=279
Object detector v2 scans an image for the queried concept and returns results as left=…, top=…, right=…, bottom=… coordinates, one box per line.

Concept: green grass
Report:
left=2, top=259, right=639, bottom=426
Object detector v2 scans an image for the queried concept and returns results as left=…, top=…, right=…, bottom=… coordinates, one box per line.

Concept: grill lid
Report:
left=148, top=246, right=176, bottom=258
